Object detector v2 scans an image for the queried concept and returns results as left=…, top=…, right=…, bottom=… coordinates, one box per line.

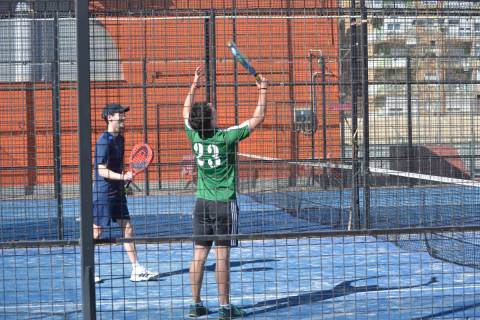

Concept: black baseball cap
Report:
left=102, top=103, right=130, bottom=119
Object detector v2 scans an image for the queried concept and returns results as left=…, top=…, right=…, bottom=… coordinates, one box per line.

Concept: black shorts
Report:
left=192, top=198, right=239, bottom=247
left=93, top=197, right=130, bottom=227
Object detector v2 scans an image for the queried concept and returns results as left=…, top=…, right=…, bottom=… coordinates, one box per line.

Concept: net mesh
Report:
left=238, top=151, right=480, bottom=268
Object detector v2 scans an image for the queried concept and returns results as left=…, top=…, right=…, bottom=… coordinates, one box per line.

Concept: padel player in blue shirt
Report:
left=93, top=103, right=158, bottom=283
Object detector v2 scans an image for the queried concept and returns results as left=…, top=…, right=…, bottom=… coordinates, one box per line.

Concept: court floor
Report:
left=1, top=235, right=480, bottom=319
left=1, top=192, right=480, bottom=319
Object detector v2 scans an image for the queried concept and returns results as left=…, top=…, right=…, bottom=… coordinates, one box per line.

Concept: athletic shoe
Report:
left=130, top=264, right=159, bottom=282
left=218, top=304, right=245, bottom=319
left=188, top=303, right=209, bottom=317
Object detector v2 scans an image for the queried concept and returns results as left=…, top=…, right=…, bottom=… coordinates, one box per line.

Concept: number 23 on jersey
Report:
left=193, top=143, right=221, bottom=168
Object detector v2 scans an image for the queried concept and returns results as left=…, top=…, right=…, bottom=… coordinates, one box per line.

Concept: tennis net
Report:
left=237, top=151, right=480, bottom=269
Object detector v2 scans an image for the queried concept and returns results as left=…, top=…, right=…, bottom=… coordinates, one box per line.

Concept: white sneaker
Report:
left=130, top=265, right=159, bottom=282
left=94, top=275, right=102, bottom=284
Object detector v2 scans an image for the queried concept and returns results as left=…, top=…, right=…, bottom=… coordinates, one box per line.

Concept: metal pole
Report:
left=321, top=57, right=328, bottom=184
left=232, top=0, right=239, bottom=125
left=76, top=0, right=96, bottom=318
left=209, top=9, right=217, bottom=110
left=350, top=0, right=360, bottom=230
left=308, top=53, right=316, bottom=185
left=232, top=0, right=241, bottom=195
left=142, top=57, right=150, bottom=195
left=406, top=56, right=414, bottom=186
left=52, top=11, right=64, bottom=239
left=287, top=0, right=298, bottom=187
left=204, top=15, right=211, bottom=103
left=360, top=0, right=370, bottom=229
left=156, top=104, right=162, bottom=189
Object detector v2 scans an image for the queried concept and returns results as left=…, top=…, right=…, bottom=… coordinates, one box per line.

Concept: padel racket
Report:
left=227, top=41, right=261, bottom=81
left=125, top=143, right=154, bottom=190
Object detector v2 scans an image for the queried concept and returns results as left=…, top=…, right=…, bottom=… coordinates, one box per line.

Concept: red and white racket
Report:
left=125, top=143, right=154, bottom=190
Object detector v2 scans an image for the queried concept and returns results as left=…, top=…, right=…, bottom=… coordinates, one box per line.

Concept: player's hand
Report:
left=122, top=171, right=133, bottom=181
left=256, top=75, right=268, bottom=91
left=193, top=66, right=203, bottom=88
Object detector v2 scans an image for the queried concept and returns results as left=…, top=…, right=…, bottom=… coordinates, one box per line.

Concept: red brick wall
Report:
left=0, top=3, right=340, bottom=186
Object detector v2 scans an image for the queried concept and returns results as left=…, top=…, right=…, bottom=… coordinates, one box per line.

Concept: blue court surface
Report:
left=1, top=191, right=480, bottom=319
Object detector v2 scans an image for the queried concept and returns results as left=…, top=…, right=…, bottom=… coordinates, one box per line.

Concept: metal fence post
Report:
left=76, top=0, right=96, bottom=318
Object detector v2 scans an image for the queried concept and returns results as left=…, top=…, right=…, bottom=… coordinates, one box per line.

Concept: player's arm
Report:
left=98, top=164, right=132, bottom=181
left=242, top=75, right=268, bottom=133
left=183, top=66, right=202, bottom=121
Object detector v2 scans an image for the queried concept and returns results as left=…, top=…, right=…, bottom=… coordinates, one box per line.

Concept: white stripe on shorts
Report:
left=230, top=200, right=239, bottom=247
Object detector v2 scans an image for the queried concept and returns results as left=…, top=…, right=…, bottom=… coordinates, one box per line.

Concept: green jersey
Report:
left=185, top=120, right=250, bottom=201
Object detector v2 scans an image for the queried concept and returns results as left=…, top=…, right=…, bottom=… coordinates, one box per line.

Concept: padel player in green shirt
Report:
left=183, top=66, right=268, bottom=319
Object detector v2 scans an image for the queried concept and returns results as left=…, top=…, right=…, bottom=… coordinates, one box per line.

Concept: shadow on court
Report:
left=243, top=276, right=438, bottom=316
left=412, top=301, right=480, bottom=320
left=105, top=258, right=278, bottom=282
left=160, top=258, right=277, bottom=278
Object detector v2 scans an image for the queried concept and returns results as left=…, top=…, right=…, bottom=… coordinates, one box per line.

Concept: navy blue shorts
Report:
left=192, top=198, right=239, bottom=247
left=93, top=198, right=130, bottom=227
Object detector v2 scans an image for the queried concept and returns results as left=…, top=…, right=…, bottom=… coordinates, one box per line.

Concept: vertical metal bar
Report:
left=156, top=104, right=162, bottom=189
left=52, top=11, right=64, bottom=239
left=232, top=0, right=241, bottom=195
left=204, top=15, right=211, bottom=103
left=470, top=95, right=476, bottom=179
left=209, top=9, right=217, bottom=110
left=16, top=2, right=35, bottom=196
left=406, top=56, right=414, bottom=186
left=76, top=0, right=96, bottom=318
left=142, top=57, right=150, bottom=195
left=25, top=83, right=36, bottom=196
left=350, top=0, right=360, bottom=230
left=287, top=0, right=298, bottom=187
left=321, top=57, right=328, bottom=182
left=308, top=53, right=315, bottom=185
left=360, top=0, right=370, bottom=229
left=232, top=1, right=239, bottom=125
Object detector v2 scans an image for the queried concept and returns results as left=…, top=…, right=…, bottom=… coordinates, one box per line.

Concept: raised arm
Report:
left=243, top=75, right=268, bottom=132
left=183, top=66, right=202, bottom=120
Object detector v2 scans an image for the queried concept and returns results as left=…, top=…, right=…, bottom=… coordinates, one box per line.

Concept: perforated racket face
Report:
left=129, top=144, right=153, bottom=174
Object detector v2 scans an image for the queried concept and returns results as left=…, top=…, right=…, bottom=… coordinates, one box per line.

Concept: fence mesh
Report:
left=1, top=0, right=480, bottom=319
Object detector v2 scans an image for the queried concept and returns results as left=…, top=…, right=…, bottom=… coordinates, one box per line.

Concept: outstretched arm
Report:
left=242, top=75, right=268, bottom=132
left=183, top=66, right=202, bottom=121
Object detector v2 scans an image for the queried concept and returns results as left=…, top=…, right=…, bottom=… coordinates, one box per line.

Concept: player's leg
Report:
left=189, top=198, right=212, bottom=317
left=116, top=219, right=138, bottom=264
left=113, top=198, right=159, bottom=281
left=215, top=201, right=245, bottom=319
left=189, top=244, right=211, bottom=303
left=116, top=218, right=159, bottom=281
left=92, top=202, right=110, bottom=284
left=214, top=245, right=230, bottom=305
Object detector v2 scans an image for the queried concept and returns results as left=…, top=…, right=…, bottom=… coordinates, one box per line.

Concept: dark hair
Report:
left=189, top=102, right=214, bottom=139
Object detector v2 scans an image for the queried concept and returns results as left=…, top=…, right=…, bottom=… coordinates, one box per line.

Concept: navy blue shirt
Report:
left=93, top=132, right=126, bottom=203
